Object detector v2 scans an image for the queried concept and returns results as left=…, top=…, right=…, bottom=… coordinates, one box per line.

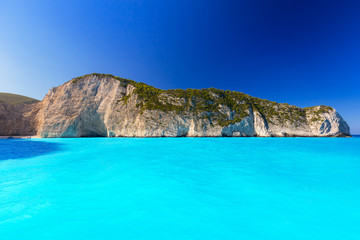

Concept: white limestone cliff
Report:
left=33, top=74, right=350, bottom=137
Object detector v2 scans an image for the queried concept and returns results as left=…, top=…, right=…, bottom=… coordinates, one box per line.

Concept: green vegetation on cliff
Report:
left=124, top=81, right=253, bottom=126
left=0, top=92, right=39, bottom=105
left=72, top=73, right=334, bottom=127
left=72, top=73, right=135, bottom=85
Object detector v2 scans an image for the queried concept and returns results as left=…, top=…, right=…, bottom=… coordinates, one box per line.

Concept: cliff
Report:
left=1, top=73, right=351, bottom=137
left=0, top=100, right=39, bottom=136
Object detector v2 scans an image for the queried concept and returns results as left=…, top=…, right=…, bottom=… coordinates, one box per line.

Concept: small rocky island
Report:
left=0, top=73, right=351, bottom=137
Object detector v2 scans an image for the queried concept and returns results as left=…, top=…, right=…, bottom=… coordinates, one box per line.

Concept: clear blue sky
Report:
left=1, top=0, right=359, bottom=133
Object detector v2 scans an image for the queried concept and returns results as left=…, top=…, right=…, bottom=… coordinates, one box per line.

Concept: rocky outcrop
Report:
left=0, top=100, right=39, bottom=136
left=1, top=73, right=351, bottom=137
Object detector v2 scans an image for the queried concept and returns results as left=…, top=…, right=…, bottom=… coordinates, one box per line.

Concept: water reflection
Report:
left=0, top=139, right=61, bottom=160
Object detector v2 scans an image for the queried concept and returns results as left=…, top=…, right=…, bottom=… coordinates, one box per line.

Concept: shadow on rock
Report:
left=0, top=139, right=62, bottom=161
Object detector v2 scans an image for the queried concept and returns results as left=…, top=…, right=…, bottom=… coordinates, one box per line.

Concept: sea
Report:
left=1, top=137, right=360, bottom=239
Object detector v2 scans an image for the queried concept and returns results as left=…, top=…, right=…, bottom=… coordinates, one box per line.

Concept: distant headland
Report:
left=0, top=73, right=350, bottom=137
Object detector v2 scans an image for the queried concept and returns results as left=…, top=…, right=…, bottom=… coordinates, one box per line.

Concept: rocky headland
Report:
left=0, top=73, right=351, bottom=137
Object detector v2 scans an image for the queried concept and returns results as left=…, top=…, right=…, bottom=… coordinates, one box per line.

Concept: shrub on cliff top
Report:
left=71, top=73, right=331, bottom=127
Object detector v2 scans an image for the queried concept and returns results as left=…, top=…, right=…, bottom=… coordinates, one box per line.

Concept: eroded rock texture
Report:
left=1, top=74, right=351, bottom=137
left=0, top=101, right=39, bottom=136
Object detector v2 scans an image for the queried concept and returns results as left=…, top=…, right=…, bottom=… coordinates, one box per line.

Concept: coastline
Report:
left=0, top=136, right=39, bottom=139
left=0, top=135, right=352, bottom=139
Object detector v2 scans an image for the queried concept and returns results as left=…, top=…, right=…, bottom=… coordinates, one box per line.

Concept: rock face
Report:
left=1, top=74, right=351, bottom=137
left=0, top=101, right=39, bottom=136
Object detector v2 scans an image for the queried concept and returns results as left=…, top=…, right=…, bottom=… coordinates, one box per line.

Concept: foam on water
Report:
left=1, top=137, right=360, bottom=239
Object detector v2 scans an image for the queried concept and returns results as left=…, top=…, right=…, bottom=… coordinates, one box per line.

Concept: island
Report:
left=0, top=73, right=350, bottom=137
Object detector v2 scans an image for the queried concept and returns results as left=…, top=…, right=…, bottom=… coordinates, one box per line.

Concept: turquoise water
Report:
left=1, top=137, right=360, bottom=240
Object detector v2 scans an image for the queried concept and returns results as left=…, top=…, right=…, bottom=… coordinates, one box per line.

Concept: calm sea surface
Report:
left=0, top=137, right=360, bottom=240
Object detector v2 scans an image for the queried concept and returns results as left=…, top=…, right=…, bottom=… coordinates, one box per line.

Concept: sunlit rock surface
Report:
left=0, top=74, right=351, bottom=137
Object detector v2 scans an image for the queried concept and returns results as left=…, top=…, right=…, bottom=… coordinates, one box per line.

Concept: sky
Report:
left=0, top=0, right=359, bottom=133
